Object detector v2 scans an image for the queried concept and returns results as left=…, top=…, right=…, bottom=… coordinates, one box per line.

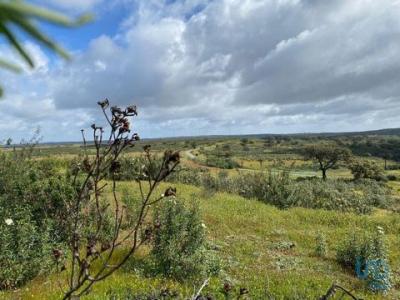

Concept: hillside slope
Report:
left=2, top=182, right=400, bottom=299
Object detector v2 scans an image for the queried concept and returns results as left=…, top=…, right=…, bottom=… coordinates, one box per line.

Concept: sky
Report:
left=1, top=0, right=400, bottom=142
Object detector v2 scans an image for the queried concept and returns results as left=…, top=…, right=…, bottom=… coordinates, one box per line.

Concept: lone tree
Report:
left=303, top=145, right=351, bottom=180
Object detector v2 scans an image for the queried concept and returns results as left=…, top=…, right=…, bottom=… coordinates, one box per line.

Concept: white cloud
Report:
left=2, top=0, right=400, bottom=141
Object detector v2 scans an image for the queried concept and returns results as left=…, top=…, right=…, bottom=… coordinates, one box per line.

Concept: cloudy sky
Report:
left=1, top=0, right=400, bottom=142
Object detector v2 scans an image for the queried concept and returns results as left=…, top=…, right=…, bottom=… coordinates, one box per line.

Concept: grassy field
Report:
left=2, top=135, right=400, bottom=299
left=2, top=180, right=400, bottom=299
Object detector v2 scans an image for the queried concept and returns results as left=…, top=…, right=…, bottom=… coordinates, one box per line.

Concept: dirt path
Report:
left=184, top=149, right=196, bottom=160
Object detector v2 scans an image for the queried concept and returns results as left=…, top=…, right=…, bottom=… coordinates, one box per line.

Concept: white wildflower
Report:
left=201, top=223, right=207, bottom=229
left=377, top=226, right=385, bottom=234
left=5, top=218, right=13, bottom=226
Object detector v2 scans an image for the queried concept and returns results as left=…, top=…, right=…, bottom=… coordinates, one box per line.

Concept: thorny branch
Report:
left=55, top=99, right=180, bottom=299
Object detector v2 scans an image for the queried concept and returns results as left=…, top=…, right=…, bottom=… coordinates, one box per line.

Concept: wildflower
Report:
left=168, top=197, right=177, bottom=205
left=5, top=218, right=13, bottom=226
left=377, top=226, right=385, bottom=235
left=201, top=223, right=207, bottom=229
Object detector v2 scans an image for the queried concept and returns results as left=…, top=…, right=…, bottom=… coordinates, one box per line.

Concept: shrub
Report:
left=225, top=172, right=391, bottom=213
left=136, top=154, right=393, bottom=214
left=165, top=166, right=393, bottom=214
left=386, top=174, right=397, bottom=181
left=99, top=155, right=156, bottom=181
left=205, top=155, right=239, bottom=169
left=108, top=156, right=141, bottom=181
left=385, top=164, right=400, bottom=170
left=151, top=198, right=219, bottom=281
left=0, top=152, right=76, bottom=289
left=0, top=207, right=55, bottom=289
left=167, top=166, right=205, bottom=186
left=233, top=171, right=296, bottom=209
left=336, top=227, right=391, bottom=293
left=33, top=157, right=70, bottom=177
left=349, top=159, right=384, bottom=181
left=290, top=179, right=391, bottom=214
left=315, top=232, right=327, bottom=258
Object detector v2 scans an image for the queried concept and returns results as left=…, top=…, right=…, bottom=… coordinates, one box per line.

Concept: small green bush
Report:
left=205, top=155, right=239, bottom=169
left=167, top=166, right=205, bottom=186
left=336, top=227, right=391, bottom=293
left=387, top=174, right=397, bottom=181
left=0, top=207, right=55, bottom=289
left=0, top=153, right=77, bottom=289
left=151, top=198, right=219, bottom=281
left=350, top=159, right=384, bottom=181
left=315, top=232, right=327, bottom=257
left=233, top=171, right=296, bottom=209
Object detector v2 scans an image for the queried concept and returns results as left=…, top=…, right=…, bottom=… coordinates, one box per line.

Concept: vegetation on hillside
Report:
left=1, top=115, right=400, bottom=299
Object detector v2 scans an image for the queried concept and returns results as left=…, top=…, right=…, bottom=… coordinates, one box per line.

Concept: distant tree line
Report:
left=349, top=138, right=400, bottom=163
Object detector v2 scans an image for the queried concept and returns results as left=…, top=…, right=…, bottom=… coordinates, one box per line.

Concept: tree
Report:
left=303, top=145, right=351, bottom=180
left=0, top=0, right=92, bottom=96
left=382, top=151, right=392, bottom=170
left=349, top=159, right=384, bottom=181
left=240, top=138, right=248, bottom=146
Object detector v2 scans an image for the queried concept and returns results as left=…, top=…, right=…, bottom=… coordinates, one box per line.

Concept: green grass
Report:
left=2, top=182, right=400, bottom=299
left=3, top=135, right=400, bottom=299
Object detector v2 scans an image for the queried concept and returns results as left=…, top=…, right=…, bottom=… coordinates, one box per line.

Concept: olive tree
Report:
left=303, top=145, right=352, bottom=180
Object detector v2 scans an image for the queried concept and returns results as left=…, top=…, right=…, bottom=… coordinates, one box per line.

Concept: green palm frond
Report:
left=0, top=0, right=93, bottom=96
left=0, top=1, right=92, bottom=27
left=0, top=21, right=34, bottom=66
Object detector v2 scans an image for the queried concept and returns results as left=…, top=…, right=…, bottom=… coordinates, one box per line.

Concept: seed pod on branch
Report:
left=97, top=99, right=109, bottom=109
left=126, top=105, right=138, bottom=116
left=164, top=187, right=177, bottom=197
